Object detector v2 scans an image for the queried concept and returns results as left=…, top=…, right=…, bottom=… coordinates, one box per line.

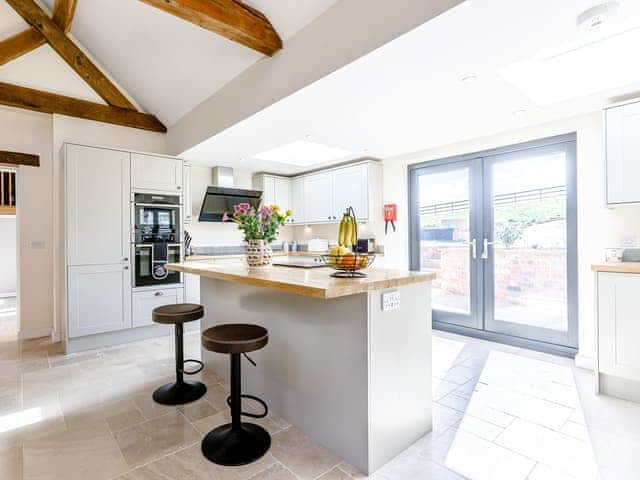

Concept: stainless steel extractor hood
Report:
left=198, top=167, right=262, bottom=222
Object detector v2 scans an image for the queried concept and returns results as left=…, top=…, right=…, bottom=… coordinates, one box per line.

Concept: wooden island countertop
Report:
left=591, top=262, right=640, bottom=274
left=166, top=259, right=435, bottom=299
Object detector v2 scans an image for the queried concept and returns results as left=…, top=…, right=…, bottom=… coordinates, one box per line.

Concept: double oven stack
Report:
left=132, top=193, right=182, bottom=288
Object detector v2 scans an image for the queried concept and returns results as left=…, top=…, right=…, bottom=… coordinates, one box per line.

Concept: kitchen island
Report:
left=166, top=258, right=435, bottom=474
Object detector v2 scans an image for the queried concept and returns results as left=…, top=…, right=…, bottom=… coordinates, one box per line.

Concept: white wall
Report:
left=0, top=215, right=17, bottom=295
left=383, top=112, right=640, bottom=364
left=0, top=107, right=54, bottom=336
left=186, top=165, right=293, bottom=247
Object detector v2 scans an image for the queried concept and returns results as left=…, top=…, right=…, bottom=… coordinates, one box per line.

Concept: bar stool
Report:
left=201, top=323, right=270, bottom=466
left=152, top=303, right=207, bottom=405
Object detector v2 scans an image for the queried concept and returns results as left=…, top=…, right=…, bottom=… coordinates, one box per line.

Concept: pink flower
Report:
left=234, top=203, right=251, bottom=215
left=259, top=206, right=273, bottom=218
left=222, top=212, right=229, bottom=222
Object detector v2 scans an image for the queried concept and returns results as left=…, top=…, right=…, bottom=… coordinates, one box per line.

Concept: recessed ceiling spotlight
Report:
left=513, top=108, right=527, bottom=116
left=304, top=134, right=313, bottom=140
left=576, top=2, right=619, bottom=31
left=460, top=74, right=478, bottom=84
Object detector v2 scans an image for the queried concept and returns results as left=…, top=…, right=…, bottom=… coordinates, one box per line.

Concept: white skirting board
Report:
left=574, top=352, right=594, bottom=371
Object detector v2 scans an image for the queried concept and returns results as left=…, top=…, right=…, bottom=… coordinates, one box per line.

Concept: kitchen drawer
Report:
left=132, top=287, right=184, bottom=328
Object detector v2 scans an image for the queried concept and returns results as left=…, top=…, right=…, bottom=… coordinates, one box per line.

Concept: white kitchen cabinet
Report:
left=67, top=264, right=131, bottom=338
left=65, top=144, right=130, bottom=266
left=606, top=102, right=640, bottom=205
left=183, top=163, right=192, bottom=224
left=597, top=272, right=640, bottom=383
left=132, top=287, right=184, bottom=328
left=290, top=177, right=305, bottom=224
left=332, top=163, right=368, bottom=219
left=253, top=174, right=292, bottom=211
left=131, top=153, right=183, bottom=193
left=274, top=177, right=291, bottom=211
left=304, top=172, right=334, bottom=223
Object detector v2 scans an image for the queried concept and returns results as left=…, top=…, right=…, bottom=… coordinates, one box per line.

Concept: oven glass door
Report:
left=134, top=244, right=182, bottom=287
left=134, top=204, right=180, bottom=244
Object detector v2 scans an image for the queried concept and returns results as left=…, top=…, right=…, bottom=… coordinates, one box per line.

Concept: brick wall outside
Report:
left=422, top=245, right=566, bottom=305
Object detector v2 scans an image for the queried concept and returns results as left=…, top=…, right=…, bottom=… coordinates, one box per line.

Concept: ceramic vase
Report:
left=246, top=239, right=273, bottom=267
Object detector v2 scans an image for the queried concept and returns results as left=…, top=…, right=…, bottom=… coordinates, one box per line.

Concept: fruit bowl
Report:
left=320, top=252, right=376, bottom=278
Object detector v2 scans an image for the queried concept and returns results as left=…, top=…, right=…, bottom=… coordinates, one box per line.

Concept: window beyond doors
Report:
left=0, top=170, right=16, bottom=215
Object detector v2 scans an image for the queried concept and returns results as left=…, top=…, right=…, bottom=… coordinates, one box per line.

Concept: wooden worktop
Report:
left=167, top=259, right=434, bottom=299
left=591, top=262, right=640, bottom=274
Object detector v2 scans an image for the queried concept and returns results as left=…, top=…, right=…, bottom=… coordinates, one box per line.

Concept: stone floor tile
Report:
left=113, top=411, right=200, bottom=468
left=247, top=462, right=297, bottom=480
left=270, top=426, right=341, bottom=480
left=23, top=421, right=128, bottom=480
left=495, top=418, right=598, bottom=479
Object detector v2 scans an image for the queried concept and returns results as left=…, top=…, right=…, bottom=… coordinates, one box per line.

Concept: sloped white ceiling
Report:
left=33, top=0, right=338, bottom=125
left=181, top=0, right=640, bottom=174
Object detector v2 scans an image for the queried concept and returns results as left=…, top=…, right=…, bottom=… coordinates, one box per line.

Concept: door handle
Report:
left=481, top=238, right=495, bottom=259
left=154, top=291, right=163, bottom=296
left=469, top=238, right=477, bottom=259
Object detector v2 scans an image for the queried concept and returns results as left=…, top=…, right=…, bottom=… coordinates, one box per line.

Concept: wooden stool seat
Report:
left=202, top=324, right=268, bottom=354
left=153, top=303, right=204, bottom=324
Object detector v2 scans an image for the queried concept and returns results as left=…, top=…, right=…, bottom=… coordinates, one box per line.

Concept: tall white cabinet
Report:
left=65, top=144, right=132, bottom=338
left=64, top=143, right=186, bottom=352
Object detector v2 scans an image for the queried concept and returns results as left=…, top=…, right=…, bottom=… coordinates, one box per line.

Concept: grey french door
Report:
left=409, top=134, right=578, bottom=352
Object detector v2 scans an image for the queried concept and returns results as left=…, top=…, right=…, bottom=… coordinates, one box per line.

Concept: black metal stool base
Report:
left=152, top=380, right=207, bottom=406
left=201, top=422, right=271, bottom=466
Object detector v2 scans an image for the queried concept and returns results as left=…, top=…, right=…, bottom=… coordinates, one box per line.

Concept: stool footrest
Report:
left=183, top=359, right=204, bottom=375
left=227, top=394, right=269, bottom=419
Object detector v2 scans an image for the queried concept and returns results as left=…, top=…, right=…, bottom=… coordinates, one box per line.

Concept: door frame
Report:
left=408, top=133, right=578, bottom=357
left=408, top=157, right=483, bottom=330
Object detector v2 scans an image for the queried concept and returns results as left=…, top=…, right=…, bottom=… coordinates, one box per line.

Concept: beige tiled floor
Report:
left=1, top=328, right=639, bottom=479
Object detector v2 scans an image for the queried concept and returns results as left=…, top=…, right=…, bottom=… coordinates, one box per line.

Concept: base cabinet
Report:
left=67, top=264, right=131, bottom=338
left=597, top=272, right=640, bottom=382
left=132, top=288, right=184, bottom=328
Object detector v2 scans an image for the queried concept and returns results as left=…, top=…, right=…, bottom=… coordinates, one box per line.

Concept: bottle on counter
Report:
left=283, top=241, right=290, bottom=253
left=290, top=241, right=298, bottom=252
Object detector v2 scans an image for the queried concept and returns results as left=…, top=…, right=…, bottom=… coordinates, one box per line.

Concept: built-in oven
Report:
left=132, top=193, right=182, bottom=288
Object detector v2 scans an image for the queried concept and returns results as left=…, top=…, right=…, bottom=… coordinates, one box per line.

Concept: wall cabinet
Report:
left=132, top=288, right=184, bottom=328
left=131, top=153, right=183, bottom=193
left=66, top=144, right=130, bottom=266
left=290, top=177, right=305, bottom=224
left=303, top=173, right=334, bottom=223
left=67, top=264, right=131, bottom=338
left=597, top=272, right=640, bottom=383
left=606, top=102, right=640, bottom=205
left=254, top=161, right=381, bottom=225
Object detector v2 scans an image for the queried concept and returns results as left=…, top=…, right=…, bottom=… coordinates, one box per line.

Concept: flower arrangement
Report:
left=223, top=203, right=292, bottom=244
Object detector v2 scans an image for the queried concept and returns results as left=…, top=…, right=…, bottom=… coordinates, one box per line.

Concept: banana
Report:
left=338, top=215, right=346, bottom=246
left=343, top=215, right=353, bottom=247
left=350, top=213, right=357, bottom=246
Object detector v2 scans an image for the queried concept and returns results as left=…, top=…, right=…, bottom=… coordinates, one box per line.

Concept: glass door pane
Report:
left=412, top=160, right=481, bottom=329
left=483, top=143, right=577, bottom=347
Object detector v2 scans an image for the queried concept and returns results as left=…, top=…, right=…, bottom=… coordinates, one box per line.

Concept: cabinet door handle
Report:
left=123, top=257, right=129, bottom=262
left=123, top=265, right=129, bottom=270
left=177, top=186, right=182, bottom=190
left=154, top=291, right=163, bottom=296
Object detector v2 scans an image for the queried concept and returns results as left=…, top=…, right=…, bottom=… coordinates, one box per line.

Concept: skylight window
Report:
left=499, top=25, right=640, bottom=105
left=253, top=140, right=353, bottom=166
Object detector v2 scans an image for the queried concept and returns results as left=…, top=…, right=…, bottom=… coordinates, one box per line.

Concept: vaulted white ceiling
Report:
left=181, top=0, right=640, bottom=174
left=0, top=0, right=339, bottom=124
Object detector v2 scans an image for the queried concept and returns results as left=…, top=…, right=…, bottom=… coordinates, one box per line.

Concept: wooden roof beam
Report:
left=0, top=0, right=76, bottom=66
left=6, top=0, right=137, bottom=110
left=0, top=150, right=40, bottom=167
left=138, top=0, right=282, bottom=56
left=0, top=82, right=166, bottom=133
